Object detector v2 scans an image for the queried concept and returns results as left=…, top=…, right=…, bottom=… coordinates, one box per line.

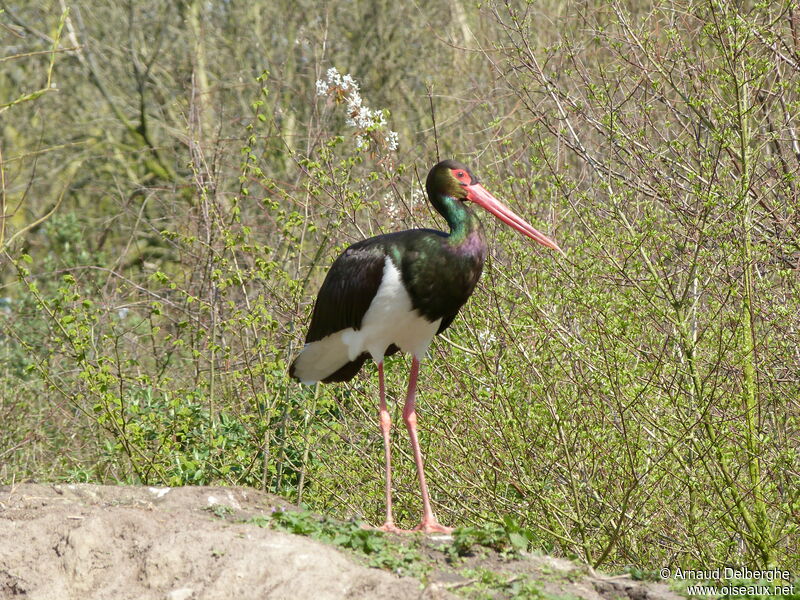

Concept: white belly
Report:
left=291, top=257, right=441, bottom=384
left=342, top=256, right=442, bottom=361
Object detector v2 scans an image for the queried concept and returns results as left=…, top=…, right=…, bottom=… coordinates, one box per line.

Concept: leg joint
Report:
left=379, top=410, right=391, bottom=432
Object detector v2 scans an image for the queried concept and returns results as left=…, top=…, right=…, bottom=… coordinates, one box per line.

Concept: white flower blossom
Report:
left=326, top=67, right=342, bottom=86
left=341, top=73, right=358, bottom=92
left=372, top=110, right=387, bottom=127
left=315, top=66, right=399, bottom=153
left=478, top=329, right=497, bottom=346
left=385, top=193, right=401, bottom=225
left=346, top=93, right=362, bottom=113
left=357, top=106, right=373, bottom=128
left=387, top=130, right=399, bottom=151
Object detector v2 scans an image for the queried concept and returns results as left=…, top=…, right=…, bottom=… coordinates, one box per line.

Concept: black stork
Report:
left=290, top=160, right=562, bottom=533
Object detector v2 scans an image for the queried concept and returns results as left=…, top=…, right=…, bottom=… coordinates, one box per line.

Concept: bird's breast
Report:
left=400, top=231, right=487, bottom=322
left=343, top=256, right=442, bottom=360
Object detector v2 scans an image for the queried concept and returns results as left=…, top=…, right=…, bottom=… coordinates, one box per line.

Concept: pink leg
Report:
left=377, top=362, right=404, bottom=533
left=402, top=357, right=453, bottom=534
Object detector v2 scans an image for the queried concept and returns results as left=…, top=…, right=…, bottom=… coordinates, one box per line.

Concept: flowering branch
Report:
left=316, top=67, right=399, bottom=152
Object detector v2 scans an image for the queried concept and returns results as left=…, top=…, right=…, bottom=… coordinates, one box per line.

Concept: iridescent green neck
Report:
left=434, top=196, right=483, bottom=244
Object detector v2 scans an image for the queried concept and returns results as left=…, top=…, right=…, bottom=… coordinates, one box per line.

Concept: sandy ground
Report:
left=0, top=483, right=681, bottom=600
left=0, top=483, right=449, bottom=600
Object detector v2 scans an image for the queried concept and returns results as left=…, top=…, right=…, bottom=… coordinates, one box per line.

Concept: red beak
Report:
left=466, top=183, right=564, bottom=255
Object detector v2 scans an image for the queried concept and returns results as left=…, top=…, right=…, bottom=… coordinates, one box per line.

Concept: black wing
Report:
left=304, top=238, right=388, bottom=343
left=437, top=314, right=458, bottom=335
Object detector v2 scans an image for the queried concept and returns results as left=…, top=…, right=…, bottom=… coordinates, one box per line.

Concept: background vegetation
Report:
left=1, top=0, right=797, bottom=572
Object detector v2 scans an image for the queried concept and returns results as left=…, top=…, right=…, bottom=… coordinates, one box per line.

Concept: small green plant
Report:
left=450, top=517, right=538, bottom=559
left=501, top=516, right=539, bottom=554
left=459, top=568, right=550, bottom=600
left=205, top=503, right=235, bottom=518
left=452, top=524, right=510, bottom=557
left=248, top=508, right=423, bottom=576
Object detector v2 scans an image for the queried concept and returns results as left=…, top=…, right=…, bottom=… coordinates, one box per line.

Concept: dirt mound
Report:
left=0, top=483, right=450, bottom=600
left=0, top=484, right=681, bottom=600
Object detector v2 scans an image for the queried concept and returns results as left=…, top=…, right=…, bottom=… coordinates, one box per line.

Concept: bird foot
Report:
left=412, top=520, right=454, bottom=534
left=372, top=521, right=452, bottom=534
left=376, top=522, right=409, bottom=534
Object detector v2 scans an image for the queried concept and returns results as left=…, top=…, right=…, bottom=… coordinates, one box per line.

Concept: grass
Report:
left=204, top=506, right=599, bottom=599
left=226, top=505, right=800, bottom=599
left=246, top=507, right=425, bottom=577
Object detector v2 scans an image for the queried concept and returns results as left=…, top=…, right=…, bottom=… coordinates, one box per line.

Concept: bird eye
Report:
left=457, top=171, right=465, bottom=178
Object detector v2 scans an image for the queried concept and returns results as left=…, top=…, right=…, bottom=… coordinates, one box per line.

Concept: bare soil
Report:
left=0, top=483, right=681, bottom=600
